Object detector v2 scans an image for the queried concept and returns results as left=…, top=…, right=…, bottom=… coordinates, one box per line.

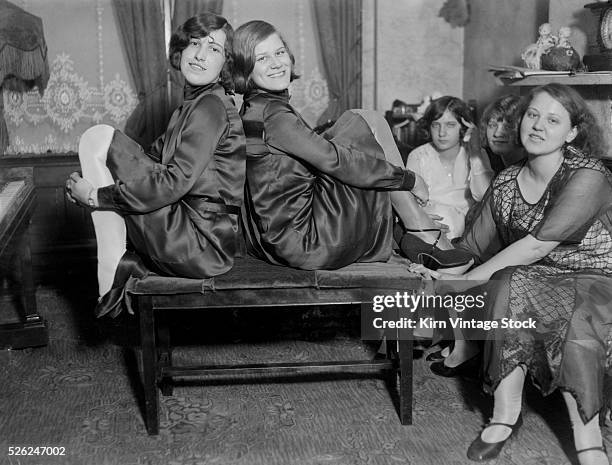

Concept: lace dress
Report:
left=458, top=149, right=612, bottom=422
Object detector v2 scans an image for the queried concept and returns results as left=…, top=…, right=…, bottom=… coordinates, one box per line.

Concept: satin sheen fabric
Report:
left=97, top=83, right=246, bottom=278
left=240, top=89, right=415, bottom=270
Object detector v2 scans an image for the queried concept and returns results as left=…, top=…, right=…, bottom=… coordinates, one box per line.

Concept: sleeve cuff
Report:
left=96, top=185, right=116, bottom=209
left=400, top=170, right=416, bottom=191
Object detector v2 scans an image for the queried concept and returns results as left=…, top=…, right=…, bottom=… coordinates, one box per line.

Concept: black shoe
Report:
left=95, top=251, right=149, bottom=318
left=395, top=226, right=473, bottom=271
left=430, top=352, right=481, bottom=378
left=426, top=349, right=446, bottom=362
left=466, top=415, right=523, bottom=461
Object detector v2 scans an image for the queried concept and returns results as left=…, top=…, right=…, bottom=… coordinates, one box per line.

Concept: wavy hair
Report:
left=417, top=96, right=474, bottom=143
left=479, top=94, right=520, bottom=149
left=516, top=83, right=606, bottom=159
left=169, top=13, right=234, bottom=93
left=231, top=20, right=299, bottom=95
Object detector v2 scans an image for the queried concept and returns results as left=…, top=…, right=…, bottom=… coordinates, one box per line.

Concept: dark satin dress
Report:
left=458, top=148, right=612, bottom=422
left=240, top=89, right=416, bottom=270
left=96, top=83, right=246, bottom=278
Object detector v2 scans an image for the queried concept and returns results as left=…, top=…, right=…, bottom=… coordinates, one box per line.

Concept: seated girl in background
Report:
left=231, top=20, right=471, bottom=271
left=479, top=94, right=525, bottom=173
left=65, top=13, right=245, bottom=317
left=406, top=96, right=493, bottom=240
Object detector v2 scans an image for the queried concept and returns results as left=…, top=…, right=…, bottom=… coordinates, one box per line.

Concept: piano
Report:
left=0, top=178, right=48, bottom=349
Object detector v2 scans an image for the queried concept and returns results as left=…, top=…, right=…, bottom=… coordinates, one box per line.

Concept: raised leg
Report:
left=350, top=109, right=453, bottom=249
left=78, top=124, right=127, bottom=297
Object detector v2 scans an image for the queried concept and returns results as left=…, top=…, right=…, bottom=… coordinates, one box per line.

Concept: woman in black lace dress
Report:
left=420, top=84, right=612, bottom=464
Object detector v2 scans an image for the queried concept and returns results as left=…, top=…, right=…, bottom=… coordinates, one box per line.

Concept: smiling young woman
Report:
left=419, top=83, right=612, bottom=465
left=65, top=13, right=246, bottom=318
left=230, top=20, right=473, bottom=272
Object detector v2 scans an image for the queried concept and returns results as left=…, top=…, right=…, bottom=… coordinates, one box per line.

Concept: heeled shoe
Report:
left=426, top=349, right=446, bottom=362
left=467, top=414, right=523, bottom=461
left=430, top=352, right=481, bottom=378
left=395, top=226, right=473, bottom=271
left=95, top=251, right=148, bottom=318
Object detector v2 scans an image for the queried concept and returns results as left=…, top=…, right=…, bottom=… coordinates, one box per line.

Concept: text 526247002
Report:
left=8, top=446, right=66, bottom=456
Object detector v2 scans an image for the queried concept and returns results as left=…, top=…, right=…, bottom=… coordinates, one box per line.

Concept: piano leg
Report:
left=0, top=217, right=48, bottom=350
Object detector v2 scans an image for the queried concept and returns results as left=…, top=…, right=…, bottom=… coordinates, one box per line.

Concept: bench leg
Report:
left=157, top=312, right=173, bottom=396
left=397, top=338, right=413, bottom=425
left=138, top=295, right=160, bottom=435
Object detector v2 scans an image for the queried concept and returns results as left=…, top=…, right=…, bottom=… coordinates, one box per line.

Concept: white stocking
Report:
left=350, top=109, right=453, bottom=249
left=563, top=392, right=609, bottom=465
left=481, top=365, right=525, bottom=443
left=78, top=125, right=127, bottom=297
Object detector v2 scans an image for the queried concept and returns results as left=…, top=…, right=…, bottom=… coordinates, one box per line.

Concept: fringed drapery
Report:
left=312, top=0, right=362, bottom=125
left=111, top=0, right=170, bottom=148
left=0, top=0, right=49, bottom=155
left=168, top=0, right=224, bottom=112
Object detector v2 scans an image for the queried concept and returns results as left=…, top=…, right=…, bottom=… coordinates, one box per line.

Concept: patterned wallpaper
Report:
left=2, top=0, right=330, bottom=155
left=2, top=0, right=464, bottom=155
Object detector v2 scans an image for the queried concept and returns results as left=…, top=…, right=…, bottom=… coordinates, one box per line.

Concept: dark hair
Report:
left=517, top=83, right=606, bottom=158
left=479, top=94, right=520, bottom=148
left=232, top=20, right=299, bottom=95
left=417, top=96, right=473, bottom=142
left=169, top=13, right=234, bottom=92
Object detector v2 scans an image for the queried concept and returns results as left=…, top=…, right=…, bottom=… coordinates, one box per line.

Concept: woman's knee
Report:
left=79, top=124, right=115, bottom=156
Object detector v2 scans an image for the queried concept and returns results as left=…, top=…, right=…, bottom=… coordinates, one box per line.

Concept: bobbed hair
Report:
left=417, top=96, right=474, bottom=143
left=516, top=83, right=606, bottom=159
left=231, top=20, right=299, bottom=95
left=479, top=94, right=521, bottom=149
left=169, top=12, right=234, bottom=93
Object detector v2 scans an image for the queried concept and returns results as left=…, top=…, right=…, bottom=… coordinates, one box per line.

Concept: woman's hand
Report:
left=411, top=173, right=429, bottom=206
left=461, top=117, right=478, bottom=144
left=65, top=172, right=95, bottom=207
left=408, top=262, right=479, bottom=293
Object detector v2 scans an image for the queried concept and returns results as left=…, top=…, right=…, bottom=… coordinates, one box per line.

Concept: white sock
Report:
left=78, top=125, right=127, bottom=297
left=563, top=392, right=609, bottom=465
left=481, top=366, right=525, bottom=443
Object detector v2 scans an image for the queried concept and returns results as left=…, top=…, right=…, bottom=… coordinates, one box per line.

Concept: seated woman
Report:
left=406, top=96, right=493, bottom=240
left=479, top=94, right=525, bottom=173
left=417, top=83, right=612, bottom=464
left=65, top=13, right=245, bottom=317
left=231, top=20, right=471, bottom=271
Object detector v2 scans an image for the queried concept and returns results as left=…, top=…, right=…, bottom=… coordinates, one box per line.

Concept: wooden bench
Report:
left=125, top=252, right=421, bottom=435
left=0, top=178, right=48, bottom=349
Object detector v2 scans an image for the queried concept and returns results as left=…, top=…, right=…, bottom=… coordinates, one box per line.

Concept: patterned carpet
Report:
left=1, top=285, right=611, bottom=465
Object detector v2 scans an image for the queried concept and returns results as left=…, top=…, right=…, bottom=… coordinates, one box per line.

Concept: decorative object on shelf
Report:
left=0, top=0, right=49, bottom=155
left=521, top=23, right=557, bottom=70
left=438, top=0, right=470, bottom=28
left=583, top=1, right=612, bottom=71
left=541, top=26, right=584, bottom=72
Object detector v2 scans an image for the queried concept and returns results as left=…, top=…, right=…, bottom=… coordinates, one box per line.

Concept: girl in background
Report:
left=406, top=96, right=493, bottom=240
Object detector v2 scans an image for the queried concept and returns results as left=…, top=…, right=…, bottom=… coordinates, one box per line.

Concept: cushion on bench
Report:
left=126, top=253, right=419, bottom=295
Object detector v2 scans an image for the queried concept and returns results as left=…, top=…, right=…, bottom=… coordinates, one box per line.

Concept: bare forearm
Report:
left=465, top=234, right=560, bottom=281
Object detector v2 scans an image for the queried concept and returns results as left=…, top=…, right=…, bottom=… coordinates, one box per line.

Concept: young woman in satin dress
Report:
left=231, top=20, right=470, bottom=271
left=65, top=13, right=245, bottom=317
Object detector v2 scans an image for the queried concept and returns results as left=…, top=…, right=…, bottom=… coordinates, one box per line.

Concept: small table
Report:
left=0, top=178, right=48, bottom=349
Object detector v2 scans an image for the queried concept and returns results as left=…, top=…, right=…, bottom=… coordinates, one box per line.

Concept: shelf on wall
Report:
left=496, top=73, right=612, bottom=87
